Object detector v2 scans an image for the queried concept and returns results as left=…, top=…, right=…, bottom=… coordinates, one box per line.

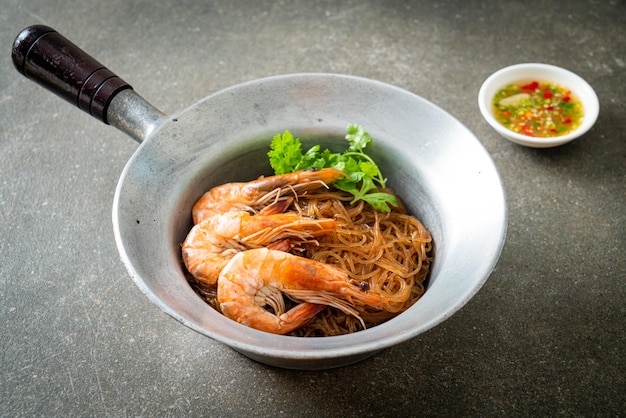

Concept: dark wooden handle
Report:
left=12, top=25, right=133, bottom=124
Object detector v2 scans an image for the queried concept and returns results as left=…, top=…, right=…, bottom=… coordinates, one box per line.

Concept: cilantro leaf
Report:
left=361, top=192, right=399, bottom=212
left=345, top=123, right=372, bottom=151
left=268, top=130, right=303, bottom=174
left=267, top=125, right=398, bottom=212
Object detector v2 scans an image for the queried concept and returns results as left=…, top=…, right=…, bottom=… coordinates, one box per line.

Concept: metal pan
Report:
left=12, top=25, right=507, bottom=370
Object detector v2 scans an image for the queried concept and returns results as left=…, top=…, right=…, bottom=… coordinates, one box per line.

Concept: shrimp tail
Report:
left=220, top=280, right=326, bottom=334
left=275, top=303, right=327, bottom=334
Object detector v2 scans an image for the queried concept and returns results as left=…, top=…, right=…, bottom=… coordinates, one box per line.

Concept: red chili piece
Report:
left=522, top=81, right=539, bottom=91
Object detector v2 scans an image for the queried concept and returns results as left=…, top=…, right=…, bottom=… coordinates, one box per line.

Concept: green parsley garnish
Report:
left=267, top=124, right=398, bottom=213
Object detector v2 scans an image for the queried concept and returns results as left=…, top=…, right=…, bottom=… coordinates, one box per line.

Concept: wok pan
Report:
left=12, top=25, right=507, bottom=370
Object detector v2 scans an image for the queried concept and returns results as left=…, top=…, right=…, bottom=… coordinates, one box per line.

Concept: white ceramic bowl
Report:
left=478, top=63, right=599, bottom=148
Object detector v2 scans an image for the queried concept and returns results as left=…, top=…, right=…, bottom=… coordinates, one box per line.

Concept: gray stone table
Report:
left=1, top=1, right=624, bottom=416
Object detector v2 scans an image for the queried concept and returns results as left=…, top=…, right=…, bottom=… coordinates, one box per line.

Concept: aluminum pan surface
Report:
left=112, top=73, right=507, bottom=369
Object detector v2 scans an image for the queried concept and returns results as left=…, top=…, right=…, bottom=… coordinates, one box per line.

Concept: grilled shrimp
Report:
left=182, top=211, right=337, bottom=286
left=192, top=168, right=347, bottom=224
left=217, top=248, right=388, bottom=334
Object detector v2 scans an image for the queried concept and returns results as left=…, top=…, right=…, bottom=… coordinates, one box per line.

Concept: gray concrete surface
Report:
left=1, top=0, right=624, bottom=416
